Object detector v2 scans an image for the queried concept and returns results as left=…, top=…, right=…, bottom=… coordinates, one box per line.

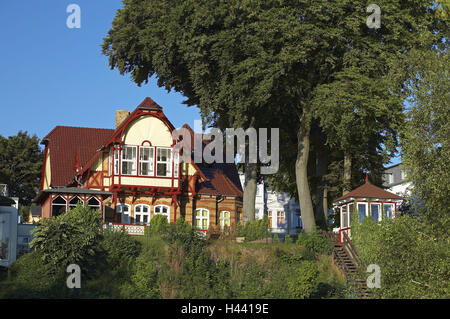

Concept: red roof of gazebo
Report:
left=333, top=175, right=403, bottom=203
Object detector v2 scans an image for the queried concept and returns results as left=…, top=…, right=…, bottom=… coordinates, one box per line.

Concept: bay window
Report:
left=139, top=147, right=154, bottom=176
left=156, top=148, right=172, bottom=177
left=121, top=146, right=137, bottom=175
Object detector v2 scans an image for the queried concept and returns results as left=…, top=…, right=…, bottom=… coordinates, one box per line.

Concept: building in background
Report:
left=382, top=163, right=413, bottom=197
left=239, top=174, right=302, bottom=235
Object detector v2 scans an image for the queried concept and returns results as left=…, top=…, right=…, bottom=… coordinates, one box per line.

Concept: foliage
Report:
left=288, top=261, right=319, bottom=299
left=0, top=131, right=43, bottom=206
left=351, top=213, right=450, bottom=298
left=102, top=0, right=446, bottom=233
left=401, top=48, right=450, bottom=238
left=296, top=230, right=333, bottom=256
left=236, top=215, right=269, bottom=242
left=284, top=234, right=293, bottom=245
left=149, top=213, right=169, bottom=236
left=30, top=204, right=102, bottom=274
left=19, top=205, right=30, bottom=223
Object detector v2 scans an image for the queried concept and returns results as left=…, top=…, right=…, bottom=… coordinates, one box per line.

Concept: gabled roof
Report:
left=197, top=163, right=243, bottom=197
left=333, top=176, right=403, bottom=203
left=42, top=126, right=114, bottom=187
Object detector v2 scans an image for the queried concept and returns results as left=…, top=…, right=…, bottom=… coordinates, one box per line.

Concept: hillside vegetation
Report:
left=0, top=206, right=345, bottom=299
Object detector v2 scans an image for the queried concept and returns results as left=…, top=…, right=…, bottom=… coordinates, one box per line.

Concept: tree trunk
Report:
left=296, top=123, right=316, bottom=233
left=243, top=162, right=257, bottom=223
left=323, top=186, right=328, bottom=225
left=343, top=154, right=352, bottom=195
left=314, top=126, right=328, bottom=228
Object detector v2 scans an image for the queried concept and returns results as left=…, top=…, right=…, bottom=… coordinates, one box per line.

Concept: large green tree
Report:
left=102, top=0, right=446, bottom=232
left=0, top=131, right=43, bottom=205
left=401, top=47, right=449, bottom=238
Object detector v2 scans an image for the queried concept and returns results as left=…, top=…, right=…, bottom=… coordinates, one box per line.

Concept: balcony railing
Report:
left=103, top=223, right=146, bottom=236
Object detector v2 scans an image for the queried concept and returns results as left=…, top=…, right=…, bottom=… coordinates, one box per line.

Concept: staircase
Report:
left=324, top=231, right=371, bottom=298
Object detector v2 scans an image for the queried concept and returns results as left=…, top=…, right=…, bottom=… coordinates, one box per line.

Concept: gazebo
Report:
left=333, top=175, right=403, bottom=243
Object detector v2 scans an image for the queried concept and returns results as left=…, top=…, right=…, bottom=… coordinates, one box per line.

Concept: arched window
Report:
left=195, top=208, right=209, bottom=230
left=87, top=197, right=101, bottom=210
left=52, top=196, right=67, bottom=217
left=116, top=203, right=131, bottom=224
left=68, top=196, right=83, bottom=209
left=154, top=205, right=170, bottom=222
left=219, top=211, right=230, bottom=230
left=134, top=204, right=150, bottom=224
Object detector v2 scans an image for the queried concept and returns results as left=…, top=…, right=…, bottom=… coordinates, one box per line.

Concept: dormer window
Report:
left=122, top=146, right=137, bottom=175
left=156, top=148, right=172, bottom=177
left=139, top=146, right=154, bottom=176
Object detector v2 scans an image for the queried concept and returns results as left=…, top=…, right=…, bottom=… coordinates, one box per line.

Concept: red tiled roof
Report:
left=40, top=98, right=240, bottom=195
left=42, top=126, right=114, bottom=187
left=333, top=180, right=403, bottom=202
left=197, top=163, right=243, bottom=197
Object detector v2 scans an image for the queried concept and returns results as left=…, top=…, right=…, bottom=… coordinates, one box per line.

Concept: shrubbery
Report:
left=351, top=213, right=450, bottom=298
left=0, top=207, right=345, bottom=299
left=296, top=230, right=333, bottom=256
left=236, top=215, right=269, bottom=242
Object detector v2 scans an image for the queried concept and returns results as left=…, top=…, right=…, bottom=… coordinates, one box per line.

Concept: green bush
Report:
left=149, top=214, right=169, bottom=235
left=287, top=261, right=319, bottom=299
left=236, top=216, right=269, bottom=242
left=30, top=204, right=102, bottom=274
left=0, top=250, right=64, bottom=298
left=296, top=230, right=332, bottom=256
left=284, top=234, right=293, bottom=244
left=351, top=213, right=450, bottom=298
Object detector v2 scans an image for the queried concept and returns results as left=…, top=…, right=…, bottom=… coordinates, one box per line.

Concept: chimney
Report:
left=115, top=110, right=130, bottom=128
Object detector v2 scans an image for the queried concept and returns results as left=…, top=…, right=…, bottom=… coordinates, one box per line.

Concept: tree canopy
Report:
left=102, top=0, right=447, bottom=231
left=0, top=131, right=43, bottom=205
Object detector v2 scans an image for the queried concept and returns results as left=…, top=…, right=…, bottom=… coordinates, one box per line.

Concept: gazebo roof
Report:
left=333, top=175, right=403, bottom=203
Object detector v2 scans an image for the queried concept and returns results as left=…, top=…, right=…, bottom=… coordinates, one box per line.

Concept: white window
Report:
left=341, top=205, right=348, bottom=228
left=173, top=151, right=179, bottom=178
left=68, top=196, right=83, bottom=209
left=277, top=211, right=286, bottom=228
left=116, top=203, right=131, bottom=224
left=114, top=148, right=120, bottom=175
left=121, top=145, right=137, bottom=175
left=401, top=170, right=407, bottom=180
left=370, top=203, right=381, bottom=222
left=383, top=203, right=394, bottom=219
left=219, top=211, right=230, bottom=230
left=154, top=205, right=170, bottom=222
left=268, top=211, right=274, bottom=228
left=87, top=197, right=101, bottom=210
left=156, top=148, right=172, bottom=177
left=139, top=146, right=154, bottom=176
left=357, top=203, right=368, bottom=224
left=195, top=208, right=209, bottom=230
left=52, top=196, right=67, bottom=217
left=134, top=204, right=150, bottom=224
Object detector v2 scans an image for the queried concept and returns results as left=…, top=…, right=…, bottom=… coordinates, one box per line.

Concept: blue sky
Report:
left=0, top=0, right=201, bottom=141
left=0, top=1, right=400, bottom=166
